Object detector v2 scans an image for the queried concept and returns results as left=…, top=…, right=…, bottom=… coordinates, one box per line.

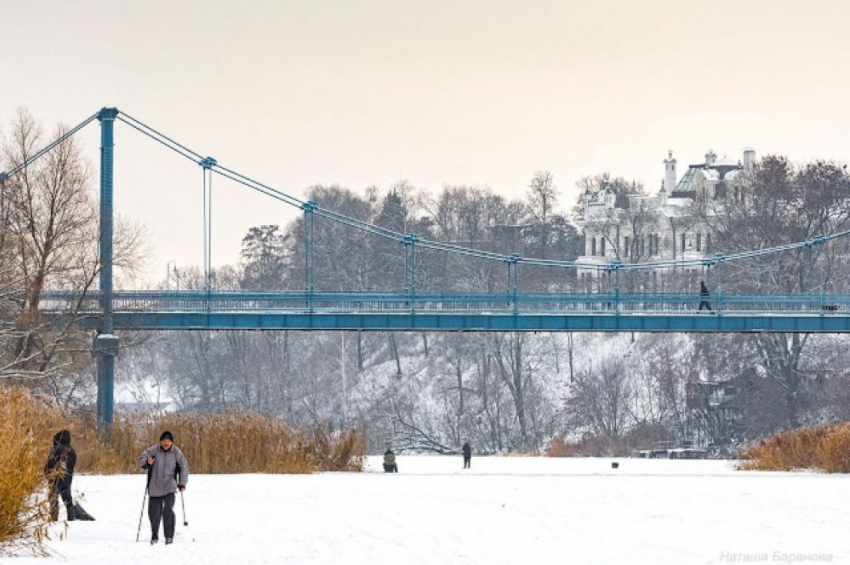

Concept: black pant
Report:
left=383, top=463, right=398, bottom=473
left=463, top=456, right=471, bottom=469
left=149, top=493, right=176, bottom=540
left=49, top=480, right=73, bottom=520
left=699, top=300, right=712, bottom=311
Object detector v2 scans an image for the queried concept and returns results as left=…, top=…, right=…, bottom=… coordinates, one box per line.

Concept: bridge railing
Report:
left=39, top=290, right=850, bottom=316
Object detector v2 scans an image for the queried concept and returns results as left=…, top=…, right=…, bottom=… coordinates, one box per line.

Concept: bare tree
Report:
left=0, top=109, right=144, bottom=406
left=566, top=356, right=634, bottom=442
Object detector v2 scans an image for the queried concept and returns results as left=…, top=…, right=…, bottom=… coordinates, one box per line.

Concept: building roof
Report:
left=674, top=158, right=742, bottom=194
left=674, top=166, right=698, bottom=193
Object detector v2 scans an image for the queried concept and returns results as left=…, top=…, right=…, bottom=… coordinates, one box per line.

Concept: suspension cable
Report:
left=0, top=111, right=100, bottom=180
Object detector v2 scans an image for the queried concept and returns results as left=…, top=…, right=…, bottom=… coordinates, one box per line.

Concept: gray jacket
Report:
left=139, top=444, right=189, bottom=498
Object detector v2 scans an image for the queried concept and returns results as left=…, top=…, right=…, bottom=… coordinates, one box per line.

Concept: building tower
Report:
left=664, top=150, right=677, bottom=192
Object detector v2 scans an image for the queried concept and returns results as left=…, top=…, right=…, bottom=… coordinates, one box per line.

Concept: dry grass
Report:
left=0, top=388, right=63, bottom=556
left=0, top=386, right=365, bottom=555
left=546, top=434, right=636, bottom=457
left=740, top=422, right=850, bottom=473
left=546, top=436, right=579, bottom=457
left=73, top=411, right=365, bottom=475
left=129, top=413, right=365, bottom=474
left=548, top=424, right=675, bottom=458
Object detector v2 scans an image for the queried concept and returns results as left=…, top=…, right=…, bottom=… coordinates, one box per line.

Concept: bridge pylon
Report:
left=95, top=107, right=119, bottom=441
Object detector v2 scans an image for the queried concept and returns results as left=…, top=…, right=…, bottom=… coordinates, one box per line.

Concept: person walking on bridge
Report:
left=139, top=431, right=189, bottom=545
left=698, top=280, right=712, bottom=312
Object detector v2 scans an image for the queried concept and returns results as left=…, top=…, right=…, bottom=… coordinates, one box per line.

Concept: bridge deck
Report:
left=41, top=291, right=850, bottom=332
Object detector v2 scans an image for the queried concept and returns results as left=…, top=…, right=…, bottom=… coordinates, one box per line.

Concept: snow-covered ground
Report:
left=14, top=456, right=848, bottom=564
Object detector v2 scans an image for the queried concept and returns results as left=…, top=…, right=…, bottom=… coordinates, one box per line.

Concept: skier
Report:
left=383, top=448, right=398, bottom=472
left=462, top=442, right=472, bottom=469
left=45, top=430, right=77, bottom=521
left=139, top=431, right=189, bottom=545
left=698, top=280, right=712, bottom=311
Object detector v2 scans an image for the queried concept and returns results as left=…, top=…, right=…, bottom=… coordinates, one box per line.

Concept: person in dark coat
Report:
left=462, top=442, right=472, bottom=469
left=383, top=449, right=398, bottom=473
left=698, top=280, right=712, bottom=311
left=138, top=431, right=189, bottom=545
left=45, top=430, right=77, bottom=521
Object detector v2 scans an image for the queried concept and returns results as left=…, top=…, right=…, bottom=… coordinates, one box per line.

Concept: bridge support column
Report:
left=612, top=261, right=622, bottom=313
left=714, top=254, right=724, bottom=314
left=200, top=156, right=217, bottom=294
left=403, top=234, right=419, bottom=313
left=302, top=201, right=318, bottom=311
left=510, top=254, right=520, bottom=314
left=96, top=107, right=119, bottom=440
left=817, top=237, right=825, bottom=310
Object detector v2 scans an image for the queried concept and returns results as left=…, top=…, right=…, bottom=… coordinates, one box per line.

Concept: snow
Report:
left=14, top=456, right=849, bottom=564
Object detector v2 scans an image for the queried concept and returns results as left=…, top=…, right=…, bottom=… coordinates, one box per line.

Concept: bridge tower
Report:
left=95, top=108, right=120, bottom=439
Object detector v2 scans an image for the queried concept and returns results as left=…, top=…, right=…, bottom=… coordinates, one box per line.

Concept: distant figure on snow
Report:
left=698, top=280, right=712, bottom=311
left=45, top=430, right=77, bottom=521
left=139, top=431, right=189, bottom=545
left=383, top=449, right=398, bottom=473
left=462, top=442, right=472, bottom=469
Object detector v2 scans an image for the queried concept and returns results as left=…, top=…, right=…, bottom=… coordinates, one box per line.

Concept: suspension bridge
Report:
left=4, top=107, right=850, bottom=429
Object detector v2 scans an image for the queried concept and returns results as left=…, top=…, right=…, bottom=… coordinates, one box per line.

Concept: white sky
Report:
left=2, top=0, right=849, bottom=285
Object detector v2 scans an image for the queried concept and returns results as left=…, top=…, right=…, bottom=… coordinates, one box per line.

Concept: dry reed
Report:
left=0, top=388, right=63, bottom=556
left=740, top=422, right=850, bottom=473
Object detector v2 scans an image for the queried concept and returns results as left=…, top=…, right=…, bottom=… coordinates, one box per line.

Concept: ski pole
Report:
left=180, top=490, right=188, bottom=526
left=136, top=463, right=153, bottom=542
left=135, top=486, right=147, bottom=542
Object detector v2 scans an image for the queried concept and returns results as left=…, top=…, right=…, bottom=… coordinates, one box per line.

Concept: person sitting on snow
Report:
left=383, top=448, right=398, bottom=473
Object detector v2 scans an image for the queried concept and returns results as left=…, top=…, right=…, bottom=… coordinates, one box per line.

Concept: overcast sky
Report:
left=2, top=0, right=849, bottom=284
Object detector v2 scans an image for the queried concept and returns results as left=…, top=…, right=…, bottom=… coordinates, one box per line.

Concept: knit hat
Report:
left=160, top=431, right=174, bottom=442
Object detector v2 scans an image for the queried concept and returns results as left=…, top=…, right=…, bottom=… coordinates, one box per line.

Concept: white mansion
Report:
left=574, top=148, right=755, bottom=285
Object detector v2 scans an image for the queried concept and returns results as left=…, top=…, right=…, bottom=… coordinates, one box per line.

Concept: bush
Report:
left=740, top=422, right=850, bottom=473
left=0, top=386, right=365, bottom=555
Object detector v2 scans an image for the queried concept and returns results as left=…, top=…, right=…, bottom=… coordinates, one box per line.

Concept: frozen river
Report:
left=17, top=456, right=848, bottom=564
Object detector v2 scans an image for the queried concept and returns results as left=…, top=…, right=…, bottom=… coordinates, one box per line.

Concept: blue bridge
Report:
left=40, top=289, right=850, bottom=333
left=4, top=106, right=850, bottom=429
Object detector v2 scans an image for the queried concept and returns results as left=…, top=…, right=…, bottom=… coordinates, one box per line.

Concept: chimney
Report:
left=664, top=150, right=677, bottom=192
left=743, top=147, right=756, bottom=170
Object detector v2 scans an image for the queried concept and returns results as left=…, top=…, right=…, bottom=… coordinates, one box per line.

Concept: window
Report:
left=707, top=233, right=711, bottom=253
left=681, top=233, right=686, bottom=254
left=591, top=237, right=596, bottom=256
left=601, top=238, right=606, bottom=257
left=697, top=233, right=702, bottom=252
left=624, top=236, right=630, bottom=259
